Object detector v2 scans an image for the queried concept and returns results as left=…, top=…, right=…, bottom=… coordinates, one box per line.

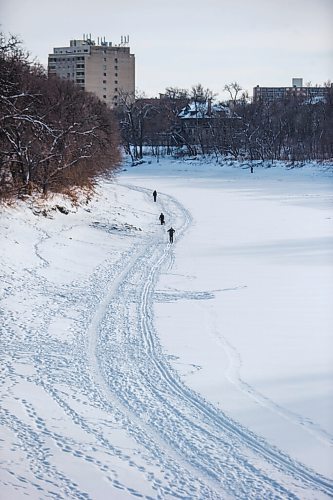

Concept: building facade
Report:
left=48, top=35, right=135, bottom=108
left=253, top=78, right=331, bottom=103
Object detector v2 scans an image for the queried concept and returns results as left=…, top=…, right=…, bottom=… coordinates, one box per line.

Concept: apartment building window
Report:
left=115, top=58, right=118, bottom=63
left=114, top=80, right=118, bottom=84
left=114, top=88, right=118, bottom=92
left=115, top=65, right=118, bottom=70
left=103, top=80, right=106, bottom=84
left=115, top=72, right=118, bottom=77
left=103, top=65, right=107, bottom=70
left=104, top=58, right=106, bottom=62
left=103, top=95, right=106, bottom=99
left=103, top=72, right=106, bottom=76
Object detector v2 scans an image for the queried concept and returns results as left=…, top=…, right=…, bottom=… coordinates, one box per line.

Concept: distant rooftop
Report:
left=178, top=101, right=230, bottom=119
left=69, top=34, right=130, bottom=48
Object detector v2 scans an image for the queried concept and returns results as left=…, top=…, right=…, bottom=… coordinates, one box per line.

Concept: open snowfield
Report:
left=1, top=156, right=333, bottom=499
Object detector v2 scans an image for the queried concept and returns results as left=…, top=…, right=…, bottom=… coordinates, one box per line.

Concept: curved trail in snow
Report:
left=92, top=183, right=333, bottom=499
left=1, top=181, right=332, bottom=499
left=209, top=319, right=333, bottom=447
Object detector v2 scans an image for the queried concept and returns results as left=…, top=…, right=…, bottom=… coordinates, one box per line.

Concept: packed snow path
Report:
left=1, top=180, right=333, bottom=499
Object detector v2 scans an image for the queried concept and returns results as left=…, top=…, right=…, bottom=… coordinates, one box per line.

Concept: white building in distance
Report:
left=48, top=34, right=135, bottom=108
left=253, top=78, right=331, bottom=103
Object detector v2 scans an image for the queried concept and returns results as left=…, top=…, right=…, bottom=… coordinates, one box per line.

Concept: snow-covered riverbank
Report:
left=1, top=158, right=333, bottom=499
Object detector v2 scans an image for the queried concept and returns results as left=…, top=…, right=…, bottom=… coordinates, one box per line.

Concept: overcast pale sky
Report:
left=2, top=0, right=332, bottom=98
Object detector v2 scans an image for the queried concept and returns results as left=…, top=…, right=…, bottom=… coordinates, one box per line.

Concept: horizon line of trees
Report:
left=116, top=82, right=333, bottom=163
left=0, top=33, right=121, bottom=201
left=1, top=32, right=332, bottom=204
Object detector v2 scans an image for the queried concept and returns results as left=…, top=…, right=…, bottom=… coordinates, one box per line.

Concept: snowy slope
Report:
left=1, top=158, right=333, bottom=499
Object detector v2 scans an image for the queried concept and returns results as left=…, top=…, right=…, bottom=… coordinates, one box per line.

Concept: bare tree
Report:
left=164, top=87, right=189, bottom=100
left=0, top=32, right=121, bottom=200
left=117, top=90, right=160, bottom=160
left=223, top=82, right=243, bottom=106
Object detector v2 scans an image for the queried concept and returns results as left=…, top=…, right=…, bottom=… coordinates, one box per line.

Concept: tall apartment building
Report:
left=48, top=35, right=135, bottom=108
left=253, top=78, right=331, bottom=103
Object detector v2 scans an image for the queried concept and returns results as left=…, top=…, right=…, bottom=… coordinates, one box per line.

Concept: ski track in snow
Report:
left=1, top=182, right=333, bottom=499
left=209, top=314, right=333, bottom=448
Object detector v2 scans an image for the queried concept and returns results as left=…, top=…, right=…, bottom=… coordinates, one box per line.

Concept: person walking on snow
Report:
left=159, top=213, right=165, bottom=225
left=167, top=227, right=175, bottom=243
left=153, top=190, right=157, bottom=202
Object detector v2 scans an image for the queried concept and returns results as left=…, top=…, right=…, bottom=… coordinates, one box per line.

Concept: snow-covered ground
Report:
left=1, top=157, right=333, bottom=499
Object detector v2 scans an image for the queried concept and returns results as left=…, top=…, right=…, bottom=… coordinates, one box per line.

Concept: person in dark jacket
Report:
left=153, top=190, right=157, bottom=202
left=167, top=227, right=175, bottom=243
left=159, top=213, right=165, bottom=225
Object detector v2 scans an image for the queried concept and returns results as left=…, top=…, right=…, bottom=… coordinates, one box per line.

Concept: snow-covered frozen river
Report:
left=1, top=158, right=333, bottom=499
